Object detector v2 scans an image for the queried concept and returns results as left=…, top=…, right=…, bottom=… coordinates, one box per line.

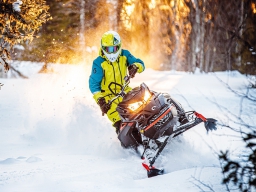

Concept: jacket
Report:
left=89, top=49, right=145, bottom=102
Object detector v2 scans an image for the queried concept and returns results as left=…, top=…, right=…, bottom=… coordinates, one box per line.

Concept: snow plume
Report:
left=12, top=64, right=121, bottom=157
left=13, top=0, right=22, bottom=12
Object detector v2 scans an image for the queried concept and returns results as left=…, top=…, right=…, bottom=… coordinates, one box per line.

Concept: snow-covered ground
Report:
left=0, top=63, right=254, bottom=192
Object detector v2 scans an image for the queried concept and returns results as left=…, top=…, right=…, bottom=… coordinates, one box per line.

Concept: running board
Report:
left=172, top=117, right=203, bottom=138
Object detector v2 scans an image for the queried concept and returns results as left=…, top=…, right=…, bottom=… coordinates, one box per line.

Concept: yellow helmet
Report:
left=101, top=31, right=121, bottom=62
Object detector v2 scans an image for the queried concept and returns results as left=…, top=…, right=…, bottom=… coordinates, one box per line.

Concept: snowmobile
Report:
left=106, top=75, right=217, bottom=178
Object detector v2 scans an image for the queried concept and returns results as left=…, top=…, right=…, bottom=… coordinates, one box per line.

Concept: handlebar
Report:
left=108, top=75, right=131, bottom=104
left=124, top=75, right=131, bottom=83
left=102, top=75, right=131, bottom=116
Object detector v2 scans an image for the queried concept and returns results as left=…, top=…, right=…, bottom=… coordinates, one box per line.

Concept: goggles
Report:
left=102, top=45, right=120, bottom=54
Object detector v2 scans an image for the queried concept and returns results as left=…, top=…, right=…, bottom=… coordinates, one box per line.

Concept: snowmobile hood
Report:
left=121, top=83, right=152, bottom=104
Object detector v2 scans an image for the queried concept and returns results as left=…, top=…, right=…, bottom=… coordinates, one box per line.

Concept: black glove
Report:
left=128, top=64, right=138, bottom=78
left=98, top=97, right=110, bottom=114
left=113, top=120, right=122, bottom=135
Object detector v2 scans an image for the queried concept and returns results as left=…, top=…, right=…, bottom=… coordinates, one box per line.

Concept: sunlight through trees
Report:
left=1, top=0, right=255, bottom=75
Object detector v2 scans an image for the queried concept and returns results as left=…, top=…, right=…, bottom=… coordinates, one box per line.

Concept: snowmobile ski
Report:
left=142, top=162, right=164, bottom=178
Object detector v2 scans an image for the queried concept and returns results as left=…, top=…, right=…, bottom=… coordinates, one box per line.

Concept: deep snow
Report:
left=0, top=62, right=254, bottom=192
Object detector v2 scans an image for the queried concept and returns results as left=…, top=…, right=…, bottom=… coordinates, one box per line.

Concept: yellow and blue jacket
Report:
left=89, top=49, right=145, bottom=102
left=89, top=49, right=145, bottom=124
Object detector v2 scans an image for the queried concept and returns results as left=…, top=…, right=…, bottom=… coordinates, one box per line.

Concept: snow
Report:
left=13, top=45, right=25, bottom=51
left=12, top=0, right=22, bottom=12
left=0, top=62, right=253, bottom=191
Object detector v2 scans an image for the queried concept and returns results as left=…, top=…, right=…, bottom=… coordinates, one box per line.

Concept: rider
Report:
left=89, top=31, right=145, bottom=133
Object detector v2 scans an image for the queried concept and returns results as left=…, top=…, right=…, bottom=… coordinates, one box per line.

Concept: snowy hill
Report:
left=0, top=63, right=251, bottom=192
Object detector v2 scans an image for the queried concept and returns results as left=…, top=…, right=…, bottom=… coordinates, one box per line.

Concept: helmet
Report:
left=101, top=31, right=121, bottom=62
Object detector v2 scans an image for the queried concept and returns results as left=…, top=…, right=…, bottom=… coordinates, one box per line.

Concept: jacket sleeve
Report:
left=89, top=58, right=104, bottom=101
left=123, top=50, right=145, bottom=73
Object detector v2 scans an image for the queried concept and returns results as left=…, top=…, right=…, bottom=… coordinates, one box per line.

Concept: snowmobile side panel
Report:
left=142, top=105, right=178, bottom=139
left=118, top=122, right=140, bottom=148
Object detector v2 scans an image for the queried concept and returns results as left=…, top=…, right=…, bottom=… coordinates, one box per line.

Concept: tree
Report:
left=213, top=75, right=256, bottom=191
left=234, top=0, right=256, bottom=75
left=219, top=134, right=256, bottom=192
left=20, top=0, right=100, bottom=66
left=0, top=0, right=51, bottom=71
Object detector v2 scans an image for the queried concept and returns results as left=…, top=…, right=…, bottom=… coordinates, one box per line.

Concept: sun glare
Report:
left=170, top=0, right=175, bottom=8
left=120, top=0, right=135, bottom=30
left=125, top=1, right=135, bottom=15
left=149, top=0, right=156, bottom=9
left=118, top=0, right=192, bottom=69
left=252, top=3, right=256, bottom=14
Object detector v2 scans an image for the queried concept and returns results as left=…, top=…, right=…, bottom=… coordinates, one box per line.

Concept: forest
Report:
left=0, top=1, right=256, bottom=191
left=0, top=0, right=256, bottom=75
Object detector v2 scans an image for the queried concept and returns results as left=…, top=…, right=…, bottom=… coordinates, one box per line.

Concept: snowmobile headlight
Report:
left=143, top=89, right=151, bottom=101
left=128, top=90, right=152, bottom=111
left=127, top=101, right=143, bottom=111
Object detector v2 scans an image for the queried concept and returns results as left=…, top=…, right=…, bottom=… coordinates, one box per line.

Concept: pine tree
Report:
left=0, top=0, right=51, bottom=70
left=20, top=0, right=99, bottom=66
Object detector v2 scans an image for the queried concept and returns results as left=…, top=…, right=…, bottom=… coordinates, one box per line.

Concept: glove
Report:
left=128, top=64, right=138, bottom=78
left=113, top=120, right=122, bottom=135
left=98, top=97, right=110, bottom=114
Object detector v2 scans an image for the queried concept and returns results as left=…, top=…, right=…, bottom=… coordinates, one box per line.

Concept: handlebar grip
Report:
left=124, top=76, right=129, bottom=82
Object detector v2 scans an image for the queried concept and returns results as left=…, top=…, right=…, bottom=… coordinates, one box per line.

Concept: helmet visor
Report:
left=102, top=45, right=120, bottom=54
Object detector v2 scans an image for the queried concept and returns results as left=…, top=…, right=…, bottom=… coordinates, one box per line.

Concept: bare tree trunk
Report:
left=227, top=48, right=231, bottom=71
left=80, top=0, right=86, bottom=61
left=194, top=0, right=200, bottom=72
left=205, top=14, right=214, bottom=73
left=170, top=0, right=191, bottom=71
left=171, top=0, right=177, bottom=71
left=210, top=47, right=216, bottom=72
left=236, top=0, right=244, bottom=67
left=205, top=45, right=210, bottom=73
left=187, top=0, right=197, bottom=72
left=171, top=30, right=179, bottom=71
left=110, top=0, right=118, bottom=30
left=191, top=35, right=196, bottom=72
left=199, top=0, right=205, bottom=72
